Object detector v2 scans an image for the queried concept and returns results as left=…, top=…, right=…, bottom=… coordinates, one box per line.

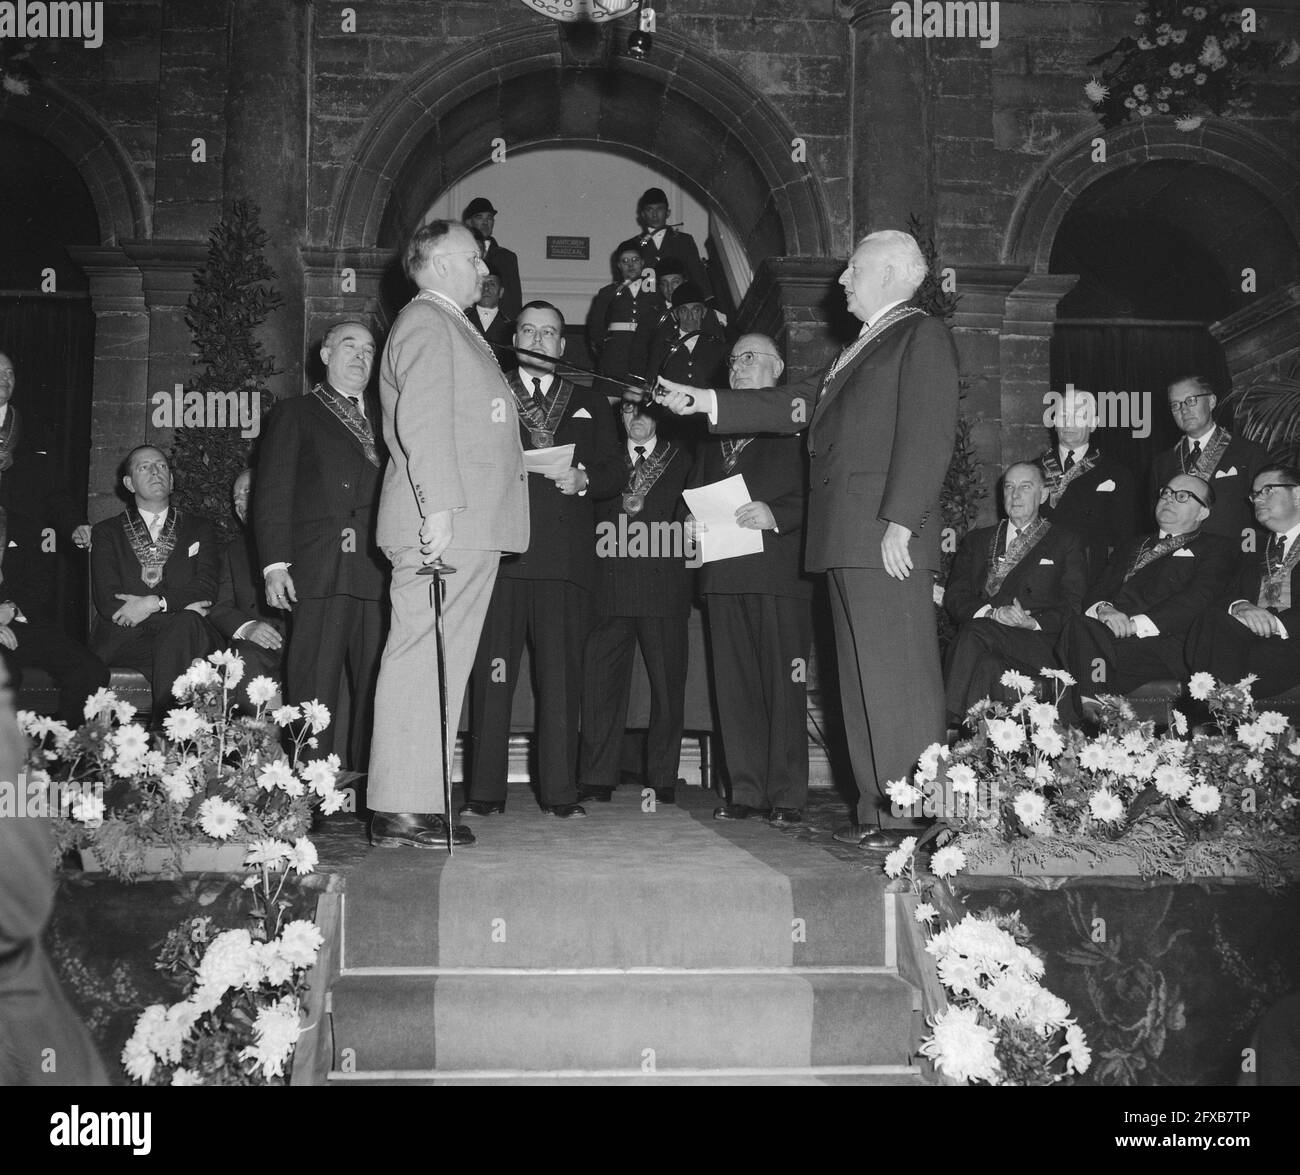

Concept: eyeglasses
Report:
left=1169, top=393, right=1209, bottom=412
left=516, top=325, right=561, bottom=341
left=1158, top=487, right=1208, bottom=506
left=1247, top=483, right=1299, bottom=502
left=726, top=351, right=780, bottom=369
left=436, top=250, right=485, bottom=264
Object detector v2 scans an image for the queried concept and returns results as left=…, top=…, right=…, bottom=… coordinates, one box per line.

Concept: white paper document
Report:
left=682, top=474, right=764, bottom=564
left=523, top=444, right=575, bottom=478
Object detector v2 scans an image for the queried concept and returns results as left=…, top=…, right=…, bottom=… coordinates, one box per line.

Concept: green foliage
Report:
left=172, top=200, right=281, bottom=543
left=907, top=214, right=959, bottom=321
left=1221, top=376, right=1300, bottom=467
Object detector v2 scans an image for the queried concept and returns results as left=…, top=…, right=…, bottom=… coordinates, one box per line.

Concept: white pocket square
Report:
left=1173, top=548, right=1194, bottom=557
left=571, top=408, right=592, bottom=420
left=188, top=542, right=200, bottom=556
left=1095, top=479, right=1116, bottom=492
left=1215, top=466, right=1238, bottom=478
left=1038, top=558, right=1054, bottom=565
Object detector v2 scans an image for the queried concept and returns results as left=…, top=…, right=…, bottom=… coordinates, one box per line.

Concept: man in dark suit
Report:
left=628, top=257, right=686, bottom=377
left=90, top=445, right=218, bottom=715
left=0, top=351, right=92, bottom=621
left=463, top=197, right=522, bottom=319
left=467, top=272, right=516, bottom=374
left=465, top=302, right=624, bottom=819
left=1149, top=374, right=1267, bottom=548
left=618, top=187, right=711, bottom=301
left=690, top=334, right=814, bottom=826
left=943, top=462, right=1087, bottom=725
left=1187, top=465, right=1300, bottom=700
left=254, top=321, right=388, bottom=768
left=587, top=243, right=661, bottom=388
left=1056, top=474, right=1236, bottom=719
left=659, top=229, right=959, bottom=847
left=207, top=469, right=285, bottom=706
left=1037, top=387, right=1136, bottom=587
left=578, top=399, right=694, bottom=805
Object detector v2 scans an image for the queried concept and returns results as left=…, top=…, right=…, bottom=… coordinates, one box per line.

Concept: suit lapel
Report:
left=812, top=312, right=916, bottom=425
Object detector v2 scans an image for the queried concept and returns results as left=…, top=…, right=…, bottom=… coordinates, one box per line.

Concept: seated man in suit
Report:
left=468, top=272, right=516, bottom=373
left=207, top=469, right=284, bottom=707
left=690, top=334, right=814, bottom=827
left=1149, top=374, right=1267, bottom=549
left=1037, top=386, right=1136, bottom=586
left=90, top=445, right=218, bottom=716
left=1187, top=465, right=1300, bottom=700
left=578, top=397, right=694, bottom=805
left=465, top=302, right=624, bottom=820
left=1056, top=474, right=1236, bottom=720
left=944, top=462, right=1087, bottom=725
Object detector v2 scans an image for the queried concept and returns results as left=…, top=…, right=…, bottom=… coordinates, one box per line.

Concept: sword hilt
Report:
left=417, top=558, right=457, bottom=577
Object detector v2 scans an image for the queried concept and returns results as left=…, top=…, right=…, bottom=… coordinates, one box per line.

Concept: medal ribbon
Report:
left=1123, top=530, right=1196, bottom=582
left=123, top=508, right=179, bottom=585
left=1259, top=536, right=1300, bottom=610
left=312, top=384, right=380, bottom=468
left=819, top=305, right=925, bottom=398
left=1182, top=428, right=1232, bottom=480
left=1040, top=446, right=1100, bottom=509
left=984, top=518, right=1050, bottom=598
left=721, top=436, right=755, bottom=474
left=412, top=289, right=502, bottom=366
left=510, top=376, right=573, bottom=447
left=625, top=442, right=676, bottom=501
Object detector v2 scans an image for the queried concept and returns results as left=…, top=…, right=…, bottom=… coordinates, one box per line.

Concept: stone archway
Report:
left=324, top=24, right=833, bottom=265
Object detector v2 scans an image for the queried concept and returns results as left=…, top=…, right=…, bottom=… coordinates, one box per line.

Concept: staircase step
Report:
left=330, top=1066, right=927, bottom=1086
left=329, top=970, right=914, bottom=1073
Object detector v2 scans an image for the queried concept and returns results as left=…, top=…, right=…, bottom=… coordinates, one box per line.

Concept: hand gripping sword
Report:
left=416, top=557, right=456, bottom=853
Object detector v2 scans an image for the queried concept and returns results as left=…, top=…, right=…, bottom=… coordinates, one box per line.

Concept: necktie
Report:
left=633, top=445, right=646, bottom=472
left=346, top=394, right=363, bottom=419
left=1062, top=452, right=1075, bottom=473
left=1185, top=438, right=1201, bottom=465
left=147, top=512, right=162, bottom=541
left=532, top=378, right=547, bottom=413
left=1272, top=534, right=1287, bottom=561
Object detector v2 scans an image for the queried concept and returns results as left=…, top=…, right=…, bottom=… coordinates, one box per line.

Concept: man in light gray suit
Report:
left=368, top=220, right=530, bottom=848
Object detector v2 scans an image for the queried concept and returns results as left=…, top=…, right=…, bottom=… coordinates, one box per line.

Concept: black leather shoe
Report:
left=459, top=800, right=505, bottom=816
left=542, top=803, right=588, bottom=819
left=577, top=786, right=613, bottom=803
left=713, top=803, right=767, bottom=821
left=768, top=808, right=803, bottom=827
left=370, top=811, right=475, bottom=848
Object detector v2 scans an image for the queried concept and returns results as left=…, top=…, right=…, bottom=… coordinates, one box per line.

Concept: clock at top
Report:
left=518, top=0, right=639, bottom=22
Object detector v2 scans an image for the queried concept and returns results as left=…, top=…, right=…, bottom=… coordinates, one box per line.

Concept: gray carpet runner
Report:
left=328, top=788, right=923, bottom=1085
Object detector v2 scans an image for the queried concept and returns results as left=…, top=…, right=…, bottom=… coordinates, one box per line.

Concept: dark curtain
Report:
left=1050, top=323, right=1231, bottom=497
left=0, top=295, right=94, bottom=638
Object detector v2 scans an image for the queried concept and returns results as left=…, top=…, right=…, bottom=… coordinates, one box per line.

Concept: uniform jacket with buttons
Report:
left=712, top=313, right=959, bottom=574
left=254, top=382, right=388, bottom=600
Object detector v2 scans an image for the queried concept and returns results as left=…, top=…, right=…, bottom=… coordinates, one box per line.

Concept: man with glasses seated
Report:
left=1188, top=467, right=1300, bottom=701
left=464, top=302, right=624, bottom=820
left=1055, top=474, right=1236, bottom=722
left=687, top=335, right=814, bottom=827
left=1149, top=375, right=1267, bottom=550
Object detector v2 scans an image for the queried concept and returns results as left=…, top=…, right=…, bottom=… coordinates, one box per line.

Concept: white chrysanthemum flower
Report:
left=257, top=761, right=298, bottom=794
left=919, top=1005, right=1001, bottom=1084
left=287, top=836, right=318, bottom=876
left=947, top=763, right=978, bottom=796
left=299, top=758, right=338, bottom=798
left=274, top=703, right=300, bottom=725
left=1257, top=711, right=1288, bottom=735
left=913, top=902, right=938, bottom=924
left=195, top=928, right=263, bottom=998
left=1027, top=762, right=1055, bottom=785
left=1000, top=669, right=1035, bottom=696
left=1133, top=83, right=1148, bottom=99
left=883, top=836, right=918, bottom=878
left=1289, top=738, right=1300, bottom=757
left=83, top=687, right=118, bottom=721
left=71, top=793, right=106, bottom=825
left=1089, top=789, right=1125, bottom=823
left=277, top=920, right=325, bottom=969
left=141, top=750, right=167, bottom=776
left=301, top=701, right=331, bottom=733
left=247, top=676, right=278, bottom=705
left=1078, top=743, right=1108, bottom=773
left=186, top=660, right=221, bottom=689
left=1171, top=709, right=1189, bottom=735
left=163, top=707, right=209, bottom=742
left=917, top=742, right=950, bottom=782
left=930, top=845, right=967, bottom=878
left=986, top=718, right=1026, bottom=755
left=197, top=796, right=244, bottom=840
left=240, top=997, right=302, bottom=1079
left=113, top=700, right=138, bottom=725
left=1065, top=1023, right=1092, bottom=1074
left=161, top=770, right=194, bottom=805
left=1153, top=764, right=1192, bottom=800
left=1027, top=702, right=1058, bottom=730
left=1242, top=758, right=1264, bottom=782
left=885, top=778, right=922, bottom=810
left=244, top=838, right=292, bottom=868
left=937, top=954, right=981, bottom=997
left=1237, top=722, right=1272, bottom=752
left=1188, top=783, right=1222, bottom=815
left=319, top=788, right=347, bottom=816
left=121, top=1033, right=157, bottom=1084
left=257, top=941, right=296, bottom=987
left=1084, top=77, right=1109, bottom=103
left=1025, top=987, right=1073, bottom=1034
left=112, top=722, right=150, bottom=758
left=1013, top=790, right=1047, bottom=828
left=1040, top=668, right=1076, bottom=687
left=1032, top=727, right=1065, bottom=758
left=170, top=1068, right=204, bottom=1086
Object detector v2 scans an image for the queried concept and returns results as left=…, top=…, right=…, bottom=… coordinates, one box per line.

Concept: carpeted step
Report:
left=342, top=789, right=888, bottom=971
left=328, top=969, right=914, bottom=1073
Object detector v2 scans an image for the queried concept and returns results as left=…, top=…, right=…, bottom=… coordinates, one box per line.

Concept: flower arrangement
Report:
left=1084, top=3, right=1299, bottom=131
left=889, top=669, right=1299, bottom=885
left=886, top=848, right=1090, bottom=1085
left=19, top=650, right=348, bottom=880
left=120, top=871, right=325, bottom=1086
